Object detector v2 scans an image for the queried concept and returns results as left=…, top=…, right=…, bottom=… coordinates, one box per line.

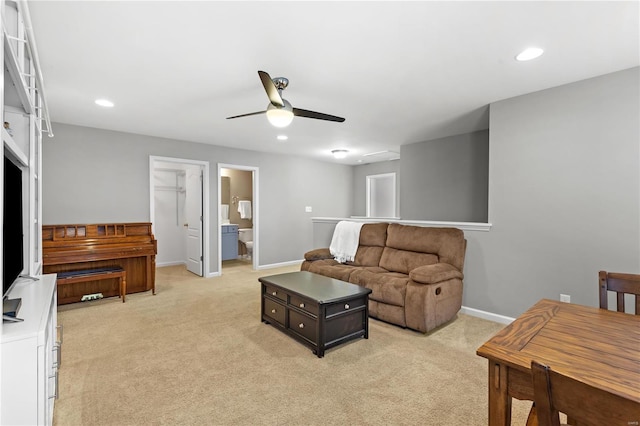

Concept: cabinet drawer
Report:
left=263, top=298, right=286, bottom=326
left=288, top=310, right=317, bottom=343
left=290, top=295, right=318, bottom=316
left=222, top=225, right=238, bottom=234
left=264, top=285, right=287, bottom=302
left=326, top=296, right=367, bottom=317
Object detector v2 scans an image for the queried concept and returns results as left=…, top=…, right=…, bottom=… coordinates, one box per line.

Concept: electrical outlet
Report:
left=560, top=294, right=571, bottom=303
left=305, top=206, right=312, bottom=213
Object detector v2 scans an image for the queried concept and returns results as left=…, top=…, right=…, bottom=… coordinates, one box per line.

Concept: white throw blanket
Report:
left=330, top=221, right=364, bottom=263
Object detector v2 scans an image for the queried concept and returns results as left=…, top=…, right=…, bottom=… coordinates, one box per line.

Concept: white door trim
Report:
left=149, top=155, right=210, bottom=277
left=218, top=163, right=259, bottom=273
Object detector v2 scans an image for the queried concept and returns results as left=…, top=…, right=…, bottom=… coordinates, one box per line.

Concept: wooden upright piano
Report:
left=42, top=222, right=157, bottom=305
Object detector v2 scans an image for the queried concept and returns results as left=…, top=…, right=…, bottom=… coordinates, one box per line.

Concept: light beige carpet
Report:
left=53, top=262, right=532, bottom=425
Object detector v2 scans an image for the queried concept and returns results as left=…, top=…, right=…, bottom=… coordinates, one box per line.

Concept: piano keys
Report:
left=42, top=223, right=157, bottom=305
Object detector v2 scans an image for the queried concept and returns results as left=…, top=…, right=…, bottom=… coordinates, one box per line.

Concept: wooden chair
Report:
left=530, top=360, right=640, bottom=426
left=598, top=270, right=640, bottom=314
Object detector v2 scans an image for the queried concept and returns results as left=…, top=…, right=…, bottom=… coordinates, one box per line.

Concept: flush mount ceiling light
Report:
left=516, top=47, right=544, bottom=61
left=277, top=135, right=288, bottom=141
left=95, top=99, right=114, bottom=107
left=332, top=149, right=349, bottom=159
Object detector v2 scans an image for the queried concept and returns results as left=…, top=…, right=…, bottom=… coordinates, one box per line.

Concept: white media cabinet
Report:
left=1, top=274, right=60, bottom=425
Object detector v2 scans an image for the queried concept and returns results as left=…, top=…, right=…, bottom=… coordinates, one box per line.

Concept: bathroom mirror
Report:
left=221, top=176, right=230, bottom=205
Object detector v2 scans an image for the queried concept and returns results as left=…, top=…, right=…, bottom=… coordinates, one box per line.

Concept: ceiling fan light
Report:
left=266, top=101, right=294, bottom=128
left=332, top=149, right=349, bottom=159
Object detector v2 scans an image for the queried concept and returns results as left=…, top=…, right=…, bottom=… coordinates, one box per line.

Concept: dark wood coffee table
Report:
left=259, top=271, right=372, bottom=357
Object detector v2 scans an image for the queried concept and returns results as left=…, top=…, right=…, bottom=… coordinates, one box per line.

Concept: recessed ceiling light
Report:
left=95, top=99, right=114, bottom=107
left=516, top=47, right=544, bottom=61
left=277, top=135, right=288, bottom=141
left=332, top=149, right=349, bottom=159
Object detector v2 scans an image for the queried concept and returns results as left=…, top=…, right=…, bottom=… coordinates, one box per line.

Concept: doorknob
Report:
left=183, top=223, right=188, bottom=227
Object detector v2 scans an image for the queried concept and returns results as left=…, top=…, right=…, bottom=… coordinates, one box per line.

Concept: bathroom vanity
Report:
left=221, top=224, right=238, bottom=260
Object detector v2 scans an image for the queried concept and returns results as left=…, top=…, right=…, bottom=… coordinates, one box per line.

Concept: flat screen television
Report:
left=3, top=154, right=24, bottom=300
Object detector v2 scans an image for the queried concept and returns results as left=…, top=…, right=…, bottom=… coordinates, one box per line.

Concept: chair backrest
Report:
left=598, top=270, right=640, bottom=315
left=531, top=360, right=640, bottom=426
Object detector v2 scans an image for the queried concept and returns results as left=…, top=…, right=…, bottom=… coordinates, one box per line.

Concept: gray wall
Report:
left=463, top=67, right=639, bottom=317
left=400, top=130, right=489, bottom=222
left=352, top=160, right=400, bottom=216
left=42, top=123, right=354, bottom=271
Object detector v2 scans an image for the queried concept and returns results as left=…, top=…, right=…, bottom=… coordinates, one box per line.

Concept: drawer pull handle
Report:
left=271, top=309, right=277, bottom=314
left=272, top=291, right=277, bottom=296
left=344, top=304, right=350, bottom=309
left=299, top=303, right=305, bottom=308
left=298, top=323, right=305, bottom=329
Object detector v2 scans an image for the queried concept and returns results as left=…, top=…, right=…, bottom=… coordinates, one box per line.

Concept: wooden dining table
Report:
left=476, top=298, right=640, bottom=426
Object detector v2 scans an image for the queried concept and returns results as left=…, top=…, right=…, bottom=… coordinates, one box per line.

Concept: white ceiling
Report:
left=27, top=1, right=639, bottom=165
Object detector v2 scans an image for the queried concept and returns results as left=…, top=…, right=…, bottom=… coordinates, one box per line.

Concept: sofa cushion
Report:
left=345, top=222, right=388, bottom=266
left=308, top=261, right=359, bottom=281
left=385, top=224, right=466, bottom=271
left=379, top=247, right=439, bottom=274
left=359, top=222, right=388, bottom=246
left=349, top=246, right=385, bottom=267
left=350, top=269, right=408, bottom=307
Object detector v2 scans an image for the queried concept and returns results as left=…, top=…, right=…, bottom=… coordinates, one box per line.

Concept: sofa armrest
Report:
left=304, top=248, right=334, bottom=261
left=409, top=263, right=463, bottom=284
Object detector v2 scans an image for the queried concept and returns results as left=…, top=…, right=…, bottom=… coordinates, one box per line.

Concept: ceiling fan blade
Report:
left=258, top=70, right=284, bottom=107
left=226, top=111, right=266, bottom=120
left=293, top=108, right=345, bottom=123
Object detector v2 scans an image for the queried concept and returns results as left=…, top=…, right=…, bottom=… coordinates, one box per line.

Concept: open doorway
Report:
left=366, top=172, right=398, bottom=218
left=218, top=163, right=259, bottom=273
left=150, top=156, right=210, bottom=277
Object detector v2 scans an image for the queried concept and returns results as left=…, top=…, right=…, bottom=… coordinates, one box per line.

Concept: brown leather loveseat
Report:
left=301, top=222, right=467, bottom=333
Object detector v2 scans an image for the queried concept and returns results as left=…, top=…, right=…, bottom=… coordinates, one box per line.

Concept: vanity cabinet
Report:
left=221, top=224, right=238, bottom=260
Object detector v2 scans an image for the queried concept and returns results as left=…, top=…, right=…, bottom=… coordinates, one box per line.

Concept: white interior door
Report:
left=185, top=167, right=203, bottom=276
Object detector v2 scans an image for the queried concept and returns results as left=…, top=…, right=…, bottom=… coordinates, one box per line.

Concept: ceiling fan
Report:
left=226, top=70, right=345, bottom=128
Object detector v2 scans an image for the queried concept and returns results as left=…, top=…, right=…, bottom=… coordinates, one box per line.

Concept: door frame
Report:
left=149, top=156, right=210, bottom=277
left=218, top=163, right=259, bottom=273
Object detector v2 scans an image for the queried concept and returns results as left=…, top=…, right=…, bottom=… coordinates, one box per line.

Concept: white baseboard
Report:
left=256, top=259, right=303, bottom=270
left=460, top=306, right=515, bottom=324
left=156, top=261, right=186, bottom=267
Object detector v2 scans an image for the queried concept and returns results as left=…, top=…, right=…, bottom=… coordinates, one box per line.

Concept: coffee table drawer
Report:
left=326, top=296, right=367, bottom=317
left=288, top=310, right=317, bottom=343
left=290, top=295, right=318, bottom=316
left=264, top=285, right=287, bottom=302
left=264, top=298, right=286, bottom=326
